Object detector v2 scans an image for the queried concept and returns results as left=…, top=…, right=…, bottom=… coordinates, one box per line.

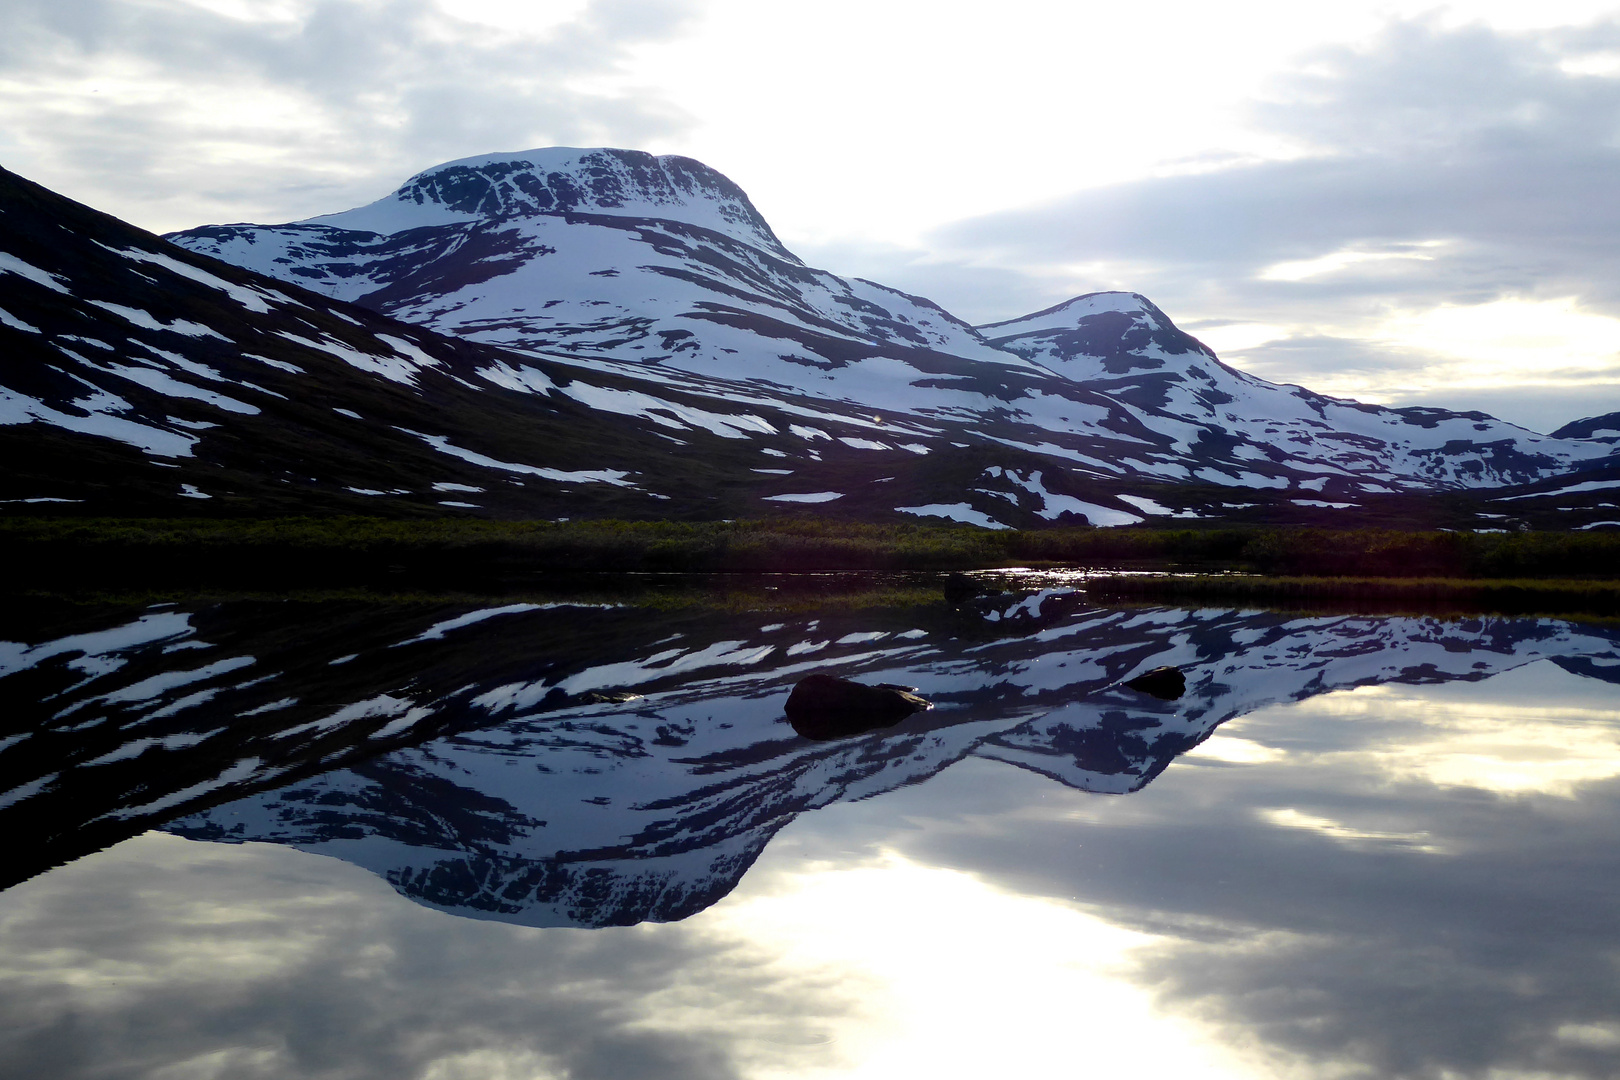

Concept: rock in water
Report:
left=785, top=674, right=933, bottom=741
left=1125, top=666, right=1186, bottom=701
left=943, top=573, right=980, bottom=603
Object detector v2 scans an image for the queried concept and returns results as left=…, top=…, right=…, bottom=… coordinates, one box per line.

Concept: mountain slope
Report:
left=0, top=164, right=1124, bottom=522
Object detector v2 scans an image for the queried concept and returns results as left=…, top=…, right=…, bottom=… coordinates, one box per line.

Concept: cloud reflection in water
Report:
left=5, top=602, right=1620, bottom=1077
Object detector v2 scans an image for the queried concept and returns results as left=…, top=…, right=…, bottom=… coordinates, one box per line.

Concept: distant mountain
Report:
left=4, top=149, right=1618, bottom=526
left=168, top=147, right=1617, bottom=507
left=1553, top=412, right=1620, bottom=442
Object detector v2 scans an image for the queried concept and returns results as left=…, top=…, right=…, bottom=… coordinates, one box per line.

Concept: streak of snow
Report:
left=560, top=381, right=775, bottom=439
left=0, top=251, right=70, bottom=293
left=0, top=774, right=57, bottom=811
left=763, top=491, right=843, bottom=503
left=95, top=655, right=256, bottom=705
left=86, top=358, right=260, bottom=415
left=98, top=243, right=277, bottom=313
left=0, top=385, right=198, bottom=457
left=1497, top=479, right=1620, bottom=501
left=82, top=728, right=223, bottom=767
left=0, top=307, right=40, bottom=333
left=109, top=757, right=266, bottom=819
left=474, top=640, right=777, bottom=714
left=377, top=334, right=442, bottom=370
left=396, top=604, right=542, bottom=645
left=1008, top=470, right=1144, bottom=526
left=785, top=640, right=827, bottom=656
left=240, top=698, right=297, bottom=717
left=276, top=331, right=425, bottom=385
left=0, top=612, right=193, bottom=679
left=894, top=503, right=1009, bottom=529
left=277, top=694, right=432, bottom=739
left=406, top=430, right=635, bottom=486
left=244, top=353, right=303, bottom=374
left=88, top=301, right=228, bottom=340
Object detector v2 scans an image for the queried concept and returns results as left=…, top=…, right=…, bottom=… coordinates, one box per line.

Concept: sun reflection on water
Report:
left=705, top=854, right=1277, bottom=1079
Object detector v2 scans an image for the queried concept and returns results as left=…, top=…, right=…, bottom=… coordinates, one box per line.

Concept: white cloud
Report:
left=1258, top=242, right=1445, bottom=282
left=6, top=1, right=1620, bottom=428
left=1380, top=297, right=1620, bottom=378
left=0, top=0, right=700, bottom=231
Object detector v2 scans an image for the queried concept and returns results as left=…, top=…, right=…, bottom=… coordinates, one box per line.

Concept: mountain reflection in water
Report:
left=4, top=587, right=1619, bottom=932
left=6, top=584, right=1620, bottom=1078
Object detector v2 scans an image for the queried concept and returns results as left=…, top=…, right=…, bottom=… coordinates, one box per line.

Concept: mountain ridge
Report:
left=167, top=146, right=1617, bottom=508
left=3, top=151, right=1618, bottom=527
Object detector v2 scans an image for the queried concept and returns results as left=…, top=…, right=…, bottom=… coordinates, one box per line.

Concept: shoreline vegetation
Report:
left=6, top=516, right=1620, bottom=614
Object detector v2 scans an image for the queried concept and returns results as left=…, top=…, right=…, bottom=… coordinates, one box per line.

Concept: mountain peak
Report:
left=301, top=147, right=789, bottom=255
left=978, top=290, right=1165, bottom=333
left=977, top=290, right=1218, bottom=378
left=1551, top=411, right=1620, bottom=442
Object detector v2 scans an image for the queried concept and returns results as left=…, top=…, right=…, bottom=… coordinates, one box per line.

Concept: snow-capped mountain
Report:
left=168, top=147, right=1617, bottom=509
left=0, top=163, right=1124, bottom=522
left=6, top=151, right=1618, bottom=525
left=1553, top=412, right=1620, bottom=444
left=981, top=293, right=1599, bottom=490
left=8, top=582, right=1613, bottom=922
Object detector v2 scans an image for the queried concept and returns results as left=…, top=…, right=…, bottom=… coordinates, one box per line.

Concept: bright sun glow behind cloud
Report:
left=1381, top=298, right=1620, bottom=380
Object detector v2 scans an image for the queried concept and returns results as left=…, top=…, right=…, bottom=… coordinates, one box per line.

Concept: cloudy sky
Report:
left=5, top=0, right=1620, bottom=431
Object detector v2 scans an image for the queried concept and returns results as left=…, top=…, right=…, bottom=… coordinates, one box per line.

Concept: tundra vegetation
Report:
left=7, top=516, right=1620, bottom=613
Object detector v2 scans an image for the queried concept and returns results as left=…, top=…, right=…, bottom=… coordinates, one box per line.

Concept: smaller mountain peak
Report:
left=1550, top=411, right=1620, bottom=441
left=976, top=290, right=1161, bottom=335
left=300, top=147, right=790, bottom=255
left=977, top=291, right=1218, bottom=378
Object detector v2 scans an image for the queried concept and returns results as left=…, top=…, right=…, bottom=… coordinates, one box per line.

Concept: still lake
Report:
left=3, top=578, right=1620, bottom=1079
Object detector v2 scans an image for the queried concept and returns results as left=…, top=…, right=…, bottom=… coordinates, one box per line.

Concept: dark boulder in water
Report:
left=1125, top=666, right=1186, bottom=701
left=943, top=573, right=980, bottom=603
left=785, top=673, right=933, bottom=741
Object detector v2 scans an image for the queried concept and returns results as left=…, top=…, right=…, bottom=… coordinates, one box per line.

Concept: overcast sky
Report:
left=5, top=0, right=1620, bottom=431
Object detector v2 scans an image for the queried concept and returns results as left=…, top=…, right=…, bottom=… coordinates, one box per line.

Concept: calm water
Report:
left=3, top=583, right=1620, bottom=1078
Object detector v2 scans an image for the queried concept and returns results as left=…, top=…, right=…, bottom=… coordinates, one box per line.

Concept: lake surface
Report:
left=4, top=581, right=1620, bottom=1078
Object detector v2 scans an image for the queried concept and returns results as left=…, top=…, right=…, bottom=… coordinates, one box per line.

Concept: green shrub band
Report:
left=4, top=518, right=1619, bottom=590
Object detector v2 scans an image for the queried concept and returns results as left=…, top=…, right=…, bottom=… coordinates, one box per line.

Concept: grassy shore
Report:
left=4, top=517, right=1619, bottom=600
